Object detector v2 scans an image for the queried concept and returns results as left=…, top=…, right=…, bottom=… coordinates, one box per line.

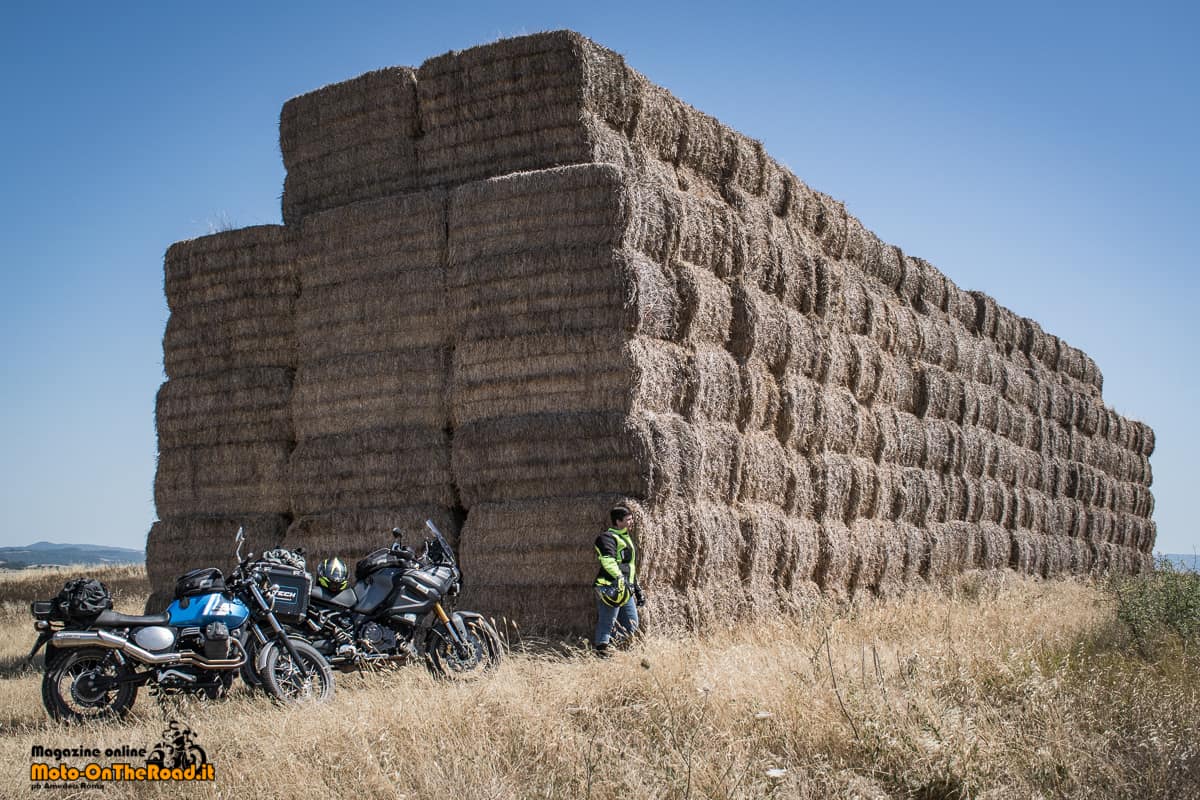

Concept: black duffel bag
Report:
left=53, top=578, right=113, bottom=622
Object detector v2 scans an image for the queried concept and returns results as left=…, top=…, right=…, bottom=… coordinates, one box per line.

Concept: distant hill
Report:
left=1159, top=553, right=1199, bottom=572
left=0, top=542, right=143, bottom=569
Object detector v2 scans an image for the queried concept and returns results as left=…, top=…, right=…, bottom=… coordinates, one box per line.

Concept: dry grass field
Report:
left=0, top=564, right=1195, bottom=799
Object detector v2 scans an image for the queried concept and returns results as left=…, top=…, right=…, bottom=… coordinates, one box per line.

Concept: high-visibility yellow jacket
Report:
left=594, top=527, right=637, bottom=588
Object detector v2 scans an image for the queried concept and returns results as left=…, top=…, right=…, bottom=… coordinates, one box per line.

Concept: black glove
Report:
left=634, top=583, right=646, bottom=607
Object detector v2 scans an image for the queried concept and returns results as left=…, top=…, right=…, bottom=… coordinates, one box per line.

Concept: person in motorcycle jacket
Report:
left=592, top=506, right=645, bottom=655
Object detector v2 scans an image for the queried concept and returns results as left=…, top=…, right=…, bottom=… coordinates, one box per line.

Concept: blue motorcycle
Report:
left=29, top=529, right=333, bottom=721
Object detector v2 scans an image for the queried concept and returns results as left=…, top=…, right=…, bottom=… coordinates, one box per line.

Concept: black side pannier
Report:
left=355, top=548, right=408, bottom=582
left=174, top=568, right=226, bottom=602
left=262, top=564, right=310, bottom=623
left=52, top=578, right=113, bottom=622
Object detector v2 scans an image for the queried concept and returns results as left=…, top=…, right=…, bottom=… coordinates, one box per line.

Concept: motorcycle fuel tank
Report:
left=167, top=592, right=250, bottom=629
left=132, top=626, right=176, bottom=651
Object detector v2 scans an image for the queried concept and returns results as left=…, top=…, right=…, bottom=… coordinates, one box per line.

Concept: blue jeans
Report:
left=594, top=591, right=639, bottom=646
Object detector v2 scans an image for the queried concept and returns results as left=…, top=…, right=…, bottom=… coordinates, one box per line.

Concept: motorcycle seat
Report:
left=93, top=610, right=170, bottom=627
left=310, top=584, right=357, bottom=609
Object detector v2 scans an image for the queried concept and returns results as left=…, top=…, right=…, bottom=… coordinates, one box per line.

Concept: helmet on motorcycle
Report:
left=597, top=579, right=631, bottom=608
left=316, top=557, right=349, bottom=592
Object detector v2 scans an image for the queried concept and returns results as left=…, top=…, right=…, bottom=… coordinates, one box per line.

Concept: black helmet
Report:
left=316, top=557, right=349, bottom=592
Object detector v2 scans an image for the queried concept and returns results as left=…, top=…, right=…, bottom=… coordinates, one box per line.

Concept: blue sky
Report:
left=0, top=1, right=1195, bottom=554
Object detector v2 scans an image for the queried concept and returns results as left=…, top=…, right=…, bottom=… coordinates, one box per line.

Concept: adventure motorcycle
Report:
left=250, top=520, right=502, bottom=679
left=29, top=529, right=333, bottom=721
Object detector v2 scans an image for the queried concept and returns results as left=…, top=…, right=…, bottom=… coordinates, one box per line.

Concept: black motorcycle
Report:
left=29, top=529, right=333, bottom=722
left=252, top=520, right=502, bottom=678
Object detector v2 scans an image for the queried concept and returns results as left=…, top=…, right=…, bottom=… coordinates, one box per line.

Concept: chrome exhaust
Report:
left=50, top=630, right=245, bottom=670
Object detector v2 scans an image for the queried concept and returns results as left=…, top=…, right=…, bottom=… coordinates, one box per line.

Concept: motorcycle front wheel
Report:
left=426, top=617, right=502, bottom=679
left=41, top=647, right=137, bottom=722
left=260, top=638, right=334, bottom=704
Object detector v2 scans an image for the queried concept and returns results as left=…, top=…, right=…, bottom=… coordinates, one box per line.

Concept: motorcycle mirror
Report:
left=392, top=527, right=403, bottom=539
left=235, top=527, right=245, bottom=561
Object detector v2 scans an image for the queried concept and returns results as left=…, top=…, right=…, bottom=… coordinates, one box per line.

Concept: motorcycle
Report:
left=253, top=519, right=502, bottom=678
left=29, top=529, right=334, bottom=722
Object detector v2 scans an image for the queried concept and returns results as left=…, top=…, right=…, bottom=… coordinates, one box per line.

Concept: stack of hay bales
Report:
left=147, top=30, right=1155, bottom=628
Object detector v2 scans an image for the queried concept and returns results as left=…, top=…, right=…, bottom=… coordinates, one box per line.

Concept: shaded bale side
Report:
left=155, top=442, right=291, bottom=517
left=451, top=411, right=696, bottom=507
left=156, top=368, right=293, bottom=448
left=847, top=334, right=886, bottom=405
left=897, top=523, right=931, bottom=584
left=814, top=520, right=852, bottom=599
left=294, top=348, right=449, bottom=437
left=289, top=426, right=453, bottom=514
left=164, top=225, right=297, bottom=311
left=163, top=297, right=297, bottom=378
left=976, top=522, right=1011, bottom=570
left=735, top=504, right=797, bottom=614
left=847, top=520, right=906, bottom=598
left=295, top=271, right=450, bottom=356
left=286, top=506, right=461, bottom=566
left=280, top=68, right=420, bottom=224
left=685, top=346, right=741, bottom=424
left=737, top=357, right=783, bottom=433
left=145, top=514, right=289, bottom=599
left=452, top=334, right=691, bottom=426
left=925, top=521, right=977, bottom=582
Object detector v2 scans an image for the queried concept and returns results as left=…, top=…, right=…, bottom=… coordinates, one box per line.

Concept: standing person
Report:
left=593, top=506, right=645, bottom=655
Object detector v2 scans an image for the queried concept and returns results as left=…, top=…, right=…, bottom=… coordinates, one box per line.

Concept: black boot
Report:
left=593, top=641, right=611, bottom=658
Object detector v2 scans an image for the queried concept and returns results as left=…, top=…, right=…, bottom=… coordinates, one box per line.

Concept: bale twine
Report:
left=290, top=426, right=453, bottom=514
left=155, top=442, right=292, bottom=518
left=675, top=261, right=733, bottom=345
left=156, top=368, right=293, bottom=448
left=686, top=346, right=742, bottom=424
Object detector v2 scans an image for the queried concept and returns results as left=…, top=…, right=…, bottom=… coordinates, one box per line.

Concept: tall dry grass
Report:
left=0, top=566, right=1194, bottom=798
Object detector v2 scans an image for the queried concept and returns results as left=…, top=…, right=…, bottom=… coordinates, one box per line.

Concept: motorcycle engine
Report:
left=357, top=621, right=396, bottom=653
left=201, top=622, right=231, bottom=660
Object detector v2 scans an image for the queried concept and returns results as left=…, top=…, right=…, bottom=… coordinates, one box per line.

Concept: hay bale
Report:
left=774, top=234, right=820, bottom=314
left=164, top=298, right=297, bottom=378
left=922, top=419, right=961, bottom=473
left=737, top=357, right=783, bottom=433
left=875, top=355, right=921, bottom=414
left=862, top=240, right=904, bottom=290
left=155, top=442, right=291, bottom=517
left=287, top=506, right=462, bottom=564
left=875, top=408, right=926, bottom=468
left=974, top=522, right=1010, bottom=569
left=729, top=281, right=790, bottom=372
left=889, top=305, right=922, bottom=360
left=777, top=371, right=824, bottom=454
left=280, top=67, right=420, bottom=224
left=164, top=225, right=296, bottom=312
left=145, top=514, right=289, bottom=598
left=925, top=522, right=976, bottom=581
left=898, top=523, right=931, bottom=583
left=686, top=346, right=742, bottom=423
left=156, top=368, right=292, bottom=448
left=694, top=422, right=742, bottom=503
left=815, top=520, right=852, bottom=598
left=675, top=261, right=733, bottom=345
left=735, top=504, right=799, bottom=613
left=452, top=334, right=690, bottom=426
left=788, top=312, right=833, bottom=382
left=451, top=411, right=694, bottom=506
left=916, top=315, right=958, bottom=370
left=737, top=432, right=793, bottom=508
left=289, top=426, right=453, bottom=514
left=917, top=365, right=966, bottom=421
left=295, top=348, right=449, bottom=437
left=811, top=453, right=865, bottom=524
left=847, top=334, right=886, bottom=405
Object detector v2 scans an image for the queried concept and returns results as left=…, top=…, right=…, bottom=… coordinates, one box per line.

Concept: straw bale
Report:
left=840, top=271, right=873, bottom=335
left=686, top=346, right=741, bottom=423
left=775, top=234, right=820, bottom=314
left=735, top=504, right=798, bottom=612
left=452, top=334, right=690, bottom=425
left=921, top=419, right=961, bottom=473
left=926, top=522, right=976, bottom=581
left=1009, top=530, right=1039, bottom=575
left=736, top=432, right=792, bottom=508
left=691, top=422, right=741, bottom=503
left=155, top=440, right=291, bottom=518
left=289, top=426, right=453, bottom=514
left=992, top=307, right=1022, bottom=356
left=280, top=68, right=421, bottom=224
left=164, top=226, right=297, bottom=312
left=804, top=192, right=849, bottom=259
left=895, top=468, right=933, bottom=527
left=1066, top=537, right=1094, bottom=573
left=295, top=270, right=449, bottom=356
left=890, top=305, right=922, bottom=360
left=824, top=387, right=872, bottom=456
left=874, top=355, right=921, bottom=414
left=912, top=257, right=948, bottom=314
left=737, top=357, right=783, bottom=433
left=967, top=522, right=1004, bottom=570
left=777, top=371, right=824, bottom=454
left=736, top=199, right=790, bottom=292
left=967, top=291, right=998, bottom=338
left=729, top=281, right=790, bottom=372
left=821, top=330, right=856, bottom=389
left=1132, top=420, right=1156, bottom=457
left=452, top=411, right=693, bottom=507
left=847, top=334, right=886, bottom=405
left=876, top=408, right=926, bottom=468
left=917, top=364, right=966, bottom=422
left=998, top=363, right=1033, bottom=408
left=898, top=523, right=931, bottom=583
left=675, top=261, right=732, bottom=345
left=944, top=280, right=978, bottom=331
left=845, top=520, right=885, bottom=596
left=811, top=453, right=865, bottom=524
left=1020, top=318, right=1049, bottom=362
left=164, top=297, right=297, bottom=378
left=778, top=516, right=821, bottom=607
left=1006, top=405, right=1034, bottom=450
left=861, top=241, right=904, bottom=290
left=814, top=521, right=852, bottom=598
left=295, top=348, right=448, bottom=437
left=977, top=479, right=1007, bottom=525
left=156, top=368, right=292, bottom=448
left=286, top=506, right=461, bottom=565
left=787, top=313, right=832, bottom=383
left=145, top=514, right=289, bottom=596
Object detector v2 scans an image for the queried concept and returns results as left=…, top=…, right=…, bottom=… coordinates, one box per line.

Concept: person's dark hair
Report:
left=610, top=506, right=632, bottom=527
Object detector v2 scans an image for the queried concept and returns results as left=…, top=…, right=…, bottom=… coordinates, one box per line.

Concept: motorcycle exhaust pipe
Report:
left=50, top=630, right=245, bottom=670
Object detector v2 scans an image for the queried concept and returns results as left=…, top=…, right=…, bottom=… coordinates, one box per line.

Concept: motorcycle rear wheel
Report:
left=260, top=638, right=334, bottom=704
left=41, top=647, right=137, bottom=722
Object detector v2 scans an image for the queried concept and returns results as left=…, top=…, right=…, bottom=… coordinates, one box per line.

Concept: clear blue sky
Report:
left=1, top=1, right=1195, bottom=554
